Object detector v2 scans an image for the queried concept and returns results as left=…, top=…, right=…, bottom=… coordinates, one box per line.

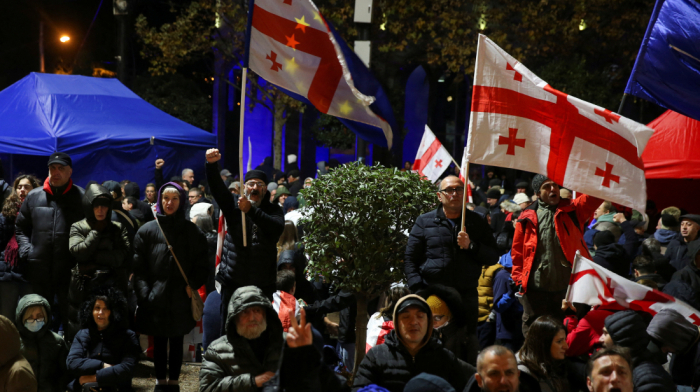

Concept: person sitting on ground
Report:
left=516, top=315, right=570, bottom=392
left=366, top=284, right=410, bottom=353
left=0, top=314, right=37, bottom=392
left=417, top=285, right=470, bottom=362
left=14, top=294, right=68, bottom=392
left=66, top=289, right=140, bottom=392
left=632, top=255, right=668, bottom=291
left=352, top=294, right=468, bottom=392
left=647, top=308, right=700, bottom=389
left=464, top=345, right=519, bottom=392
left=273, top=270, right=300, bottom=332
left=200, top=285, right=284, bottom=391
left=586, top=346, right=634, bottom=392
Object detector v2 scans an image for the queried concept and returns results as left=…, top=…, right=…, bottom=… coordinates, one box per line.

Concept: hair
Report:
left=600, top=201, right=617, bottom=214
left=633, top=255, right=656, bottom=275
left=465, top=203, right=476, bottom=210
left=637, top=279, right=658, bottom=290
left=277, top=220, right=298, bottom=254
left=378, top=285, right=410, bottom=320
left=22, top=305, right=47, bottom=323
left=477, top=345, right=516, bottom=374
left=641, top=237, right=662, bottom=256
left=194, top=214, right=215, bottom=233
left=2, top=174, right=40, bottom=219
left=189, top=188, right=202, bottom=196
left=162, top=187, right=180, bottom=196
left=119, top=180, right=130, bottom=187
left=182, top=168, right=194, bottom=177
left=661, top=206, right=681, bottom=221
left=518, top=315, right=567, bottom=380
left=124, top=196, right=138, bottom=208
left=287, top=169, right=300, bottom=179
left=79, top=288, right=127, bottom=330
left=276, top=270, right=296, bottom=293
left=586, top=346, right=632, bottom=378
left=145, top=183, right=156, bottom=190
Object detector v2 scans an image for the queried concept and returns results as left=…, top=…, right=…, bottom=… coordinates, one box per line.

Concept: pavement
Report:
left=132, top=361, right=202, bottom=391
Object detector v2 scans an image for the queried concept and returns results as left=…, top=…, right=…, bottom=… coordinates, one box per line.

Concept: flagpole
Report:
left=239, top=68, right=248, bottom=247
left=565, top=250, right=582, bottom=302
left=451, top=157, right=461, bottom=172
left=460, top=160, right=470, bottom=231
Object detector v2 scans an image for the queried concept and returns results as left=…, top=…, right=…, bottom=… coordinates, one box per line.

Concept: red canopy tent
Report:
left=644, top=110, right=700, bottom=213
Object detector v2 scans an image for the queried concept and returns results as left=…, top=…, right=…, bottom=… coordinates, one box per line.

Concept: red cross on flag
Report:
left=567, top=252, right=700, bottom=325
left=413, top=125, right=453, bottom=183
left=466, top=35, right=655, bottom=211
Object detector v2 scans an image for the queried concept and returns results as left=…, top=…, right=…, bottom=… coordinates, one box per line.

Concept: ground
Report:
left=132, top=361, right=201, bottom=391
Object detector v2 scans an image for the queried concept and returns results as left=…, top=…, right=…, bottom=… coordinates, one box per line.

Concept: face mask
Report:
left=25, top=320, right=44, bottom=333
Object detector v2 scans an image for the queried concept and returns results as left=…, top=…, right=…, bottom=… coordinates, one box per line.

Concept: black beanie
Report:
left=244, top=170, right=268, bottom=184
left=488, top=178, right=501, bottom=187
left=486, top=188, right=501, bottom=199
left=531, top=174, right=549, bottom=193
left=604, top=310, right=650, bottom=358
left=594, top=230, right=616, bottom=247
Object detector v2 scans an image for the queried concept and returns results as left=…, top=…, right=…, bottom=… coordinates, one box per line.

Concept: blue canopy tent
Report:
left=0, top=73, right=216, bottom=194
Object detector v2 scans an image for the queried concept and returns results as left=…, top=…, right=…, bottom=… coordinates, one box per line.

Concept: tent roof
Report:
left=0, top=72, right=215, bottom=156
left=643, top=110, right=700, bottom=179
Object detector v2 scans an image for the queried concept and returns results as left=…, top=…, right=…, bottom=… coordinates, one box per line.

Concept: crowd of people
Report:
left=0, top=150, right=698, bottom=392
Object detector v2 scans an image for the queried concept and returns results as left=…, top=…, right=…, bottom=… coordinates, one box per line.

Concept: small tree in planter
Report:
left=300, top=163, right=438, bottom=378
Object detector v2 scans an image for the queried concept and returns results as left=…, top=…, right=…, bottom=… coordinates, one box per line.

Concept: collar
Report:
left=43, top=177, right=73, bottom=196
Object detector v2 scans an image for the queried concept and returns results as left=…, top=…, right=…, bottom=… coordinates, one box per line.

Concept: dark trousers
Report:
left=519, top=288, right=567, bottom=337
left=153, top=335, right=184, bottom=380
left=477, top=320, right=497, bottom=349
left=457, top=288, right=479, bottom=366
left=219, top=282, right=275, bottom=335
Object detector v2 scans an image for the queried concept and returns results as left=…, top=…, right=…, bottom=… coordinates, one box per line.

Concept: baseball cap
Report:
left=47, top=152, right=72, bottom=167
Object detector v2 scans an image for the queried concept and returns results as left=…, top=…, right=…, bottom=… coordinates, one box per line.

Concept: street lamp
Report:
left=60, top=35, right=70, bottom=43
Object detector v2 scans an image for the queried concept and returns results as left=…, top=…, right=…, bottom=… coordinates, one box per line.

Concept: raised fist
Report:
left=206, top=149, right=221, bottom=164
left=155, top=159, right=164, bottom=169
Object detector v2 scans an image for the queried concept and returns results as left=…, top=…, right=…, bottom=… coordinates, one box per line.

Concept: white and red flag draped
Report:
left=466, top=34, right=655, bottom=211
left=459, top=147, right=473, bottom=203
left=213, top=215, right=227, bottom=294
left=567, top=252, right=700, bottom=325
left=247, top=0, right=394, bottom=147
left=413, top=125, right=452, bottom=183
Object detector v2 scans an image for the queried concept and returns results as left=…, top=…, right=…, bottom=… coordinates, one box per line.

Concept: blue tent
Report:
left=0, top=73, right=216, bottom=192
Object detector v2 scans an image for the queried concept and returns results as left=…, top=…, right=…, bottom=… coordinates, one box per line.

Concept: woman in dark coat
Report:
left=132, top=182, right=208, bottom=390
left=66, top=288, right=140, bottom=391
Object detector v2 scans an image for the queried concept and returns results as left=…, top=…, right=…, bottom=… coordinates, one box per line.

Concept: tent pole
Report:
left=239, top=68, right=248, bottom=247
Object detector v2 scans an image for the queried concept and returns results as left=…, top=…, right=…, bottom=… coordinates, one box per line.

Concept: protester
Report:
left=199, top=286, right=284, bottom=391
left=0, top=314, right=37, bottom=392
left=277, top=247, right=317, bottom=305
left=0, top=160, right=12, bottom=205
left=273, top=185, right=291, bottom=208
left=205, top=149, right=285, bottom=327
left=404, top=175, right=500, bottom=364
left=464, top=345, right=519, bottom=392
left=182, top=168, right=195, bottom=189
left=229, top=181, right=240, bottom=195
left=193, top=214, right=217, bottom=295
left=654, top=213, right=681, bottom=253
left=123, top=182, right=155, bottom=223
left=190, top=202, right=213, bottom=219
left=417, top=285, right=470, bottom=362
left=599, top=310, right=650, bottom=366
left=667, top=214, right=700, bottom=270
left=102, top=180, right=138, bottom=244
left=66, top=289, right=140, bottom=392
left=0, top=174, right=40, bottom=319
left=563, top=305, right=613, bottom=358
left=511, top=174, right=601, bottom=334
left=592, top=231, right=629, bottom=277
left=14, top=294, right=68, bottom=392
left=366, top=284, right=409, bottom=353
left=632, top=255, right=668, bottom=291
left=220, top=169, right=234, bottom=186
left=352, top=295, right=468, bottom=392
left=287, top=169, right=303, bottom=196
left=647, top=308, right=700, bottom=389
left=15, top=152, right=85, bottom=331
left=492, top=252, right=524, bottom=352
left=277, top=220, right=298, bottom=255
left=586, top=346, right=634, bottom=392
left=66, top=184, right=131, bottom=341
left=144, top=183, right=157, bottom=206
left=670, top=240, right=700, bottom=297
left=132, top=182, right=209, bottom=388
left=516, top=315, right=570, bottom=392
left=476, top=262, right=503, bottom=349
left=273, top=270, right=299, bottom=332
left=640, top=237, right=676, bottom=282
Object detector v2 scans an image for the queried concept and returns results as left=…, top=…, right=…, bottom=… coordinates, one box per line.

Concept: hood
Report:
left=277, top=250, right=295, bottom=269
left=596, top=212, right=616, bottom=223
left=632, top=361, right=676, bottom=392
left=273, top=186, right=290, bottom=204
left=647, top=308, right=700, bottom=353
left=404, top=372, right=456, bottom=392
left=392, top=294, right=433, bottom=351
left=190, top=202, right=212, bottom=218
left=317, top=161, right=328, bottom=175
left=156, top=182, right=187, bottom=218
left=416, top=285, right=467, bottom=328
left=662, top=281, right=700, bottom=311
left=0, top=315, right=21, bottom=366
left=604, top=310, right=649, bottom=358
left=499, top=250, right=513, bottom=268
left=102, top=180, right=122, bottom=199
left=123, top=182, right=141, bottom=198
left=654, top=229, right=680, bottom=244
left=15, top=294, right=51, bottom=339
left=225, top=285, right=281, bottom=339
left=594, top=243, right=626, bottom=259
left=263, top=156, right=273, bottom=167
left=82, top=184, right=113, bottom=221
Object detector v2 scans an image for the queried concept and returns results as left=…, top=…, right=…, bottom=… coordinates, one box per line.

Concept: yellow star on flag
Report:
left=295, top=81, right=306, bottom=93
left=284, top=57, right=299, bottom=75
left=339, top=100, right=353, bottom=115
left=313, top=11, right=323, bottom=23
left=295, top=15, right=310, bottom=33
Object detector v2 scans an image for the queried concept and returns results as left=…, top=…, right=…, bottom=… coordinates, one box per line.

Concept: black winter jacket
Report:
left=671, top=262, right=700, bottom=302
left=132, top=183, right=209, bottom=337
left=15, top=179, right=84, bottom=288
left=0, top=212, right=22, bottom=282
left=206, top=162, right=285, bottom=289
left=66, top=326, right=140, bottom=391
left=352, top=330, right=468, bottom=392
left=404, top=206, right=499, bottom=292
left=668, top=239, right=695, bottom=271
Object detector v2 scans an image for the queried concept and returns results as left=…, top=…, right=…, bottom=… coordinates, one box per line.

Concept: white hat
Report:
left=513, top=193, right=530, bottom=205
left=287, top=154, right=298, bottom=164
left=190, top=203, right=213, bottom=218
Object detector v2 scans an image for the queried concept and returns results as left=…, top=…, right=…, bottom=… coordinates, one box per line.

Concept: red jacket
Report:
left=511, top=194, right=601, bottom=293
left=564, top=308, right=614, bottom=357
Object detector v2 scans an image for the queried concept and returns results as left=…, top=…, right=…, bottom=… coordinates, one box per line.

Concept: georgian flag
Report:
left=466, top=34, right=655, bottom=211
left=413, top=125, right=452, bottom=183
left=459, top=147, right=473, bottom=203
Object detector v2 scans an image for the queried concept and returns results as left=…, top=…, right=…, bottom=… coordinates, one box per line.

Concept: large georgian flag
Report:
left=247, top=0, right=395, bottom=147
left=466, top=34, right=655, bottom=211
left=459, top=147, right=473, bottom=203
left=567, top=252, right=700, bottom=325
left=413, top=125, right=452, bottom=183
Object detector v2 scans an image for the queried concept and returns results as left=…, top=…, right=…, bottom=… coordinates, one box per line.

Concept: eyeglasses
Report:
left=439, top=187, right=464, bottom=195
left=245, top=181, right=266, bottom=189
left=25, top=318, right=45, bottom=325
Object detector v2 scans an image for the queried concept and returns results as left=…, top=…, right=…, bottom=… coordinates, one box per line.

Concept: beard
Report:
left=244, top=189, right=262, bottom=207
left=237, top=318, right=267, bottom=339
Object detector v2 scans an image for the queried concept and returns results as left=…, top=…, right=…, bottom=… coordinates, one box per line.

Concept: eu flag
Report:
left=625, top=0, right=700, bottom=122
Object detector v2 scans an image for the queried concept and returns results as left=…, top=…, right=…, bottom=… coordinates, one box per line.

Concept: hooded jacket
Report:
left=604, top=310, right=651, bottom=365
left=206, top=163, right=285, bottom=291
left=492, top=267, right=523, bottom=342
left=416, top=285, right=469, bottom=363
left=199, top=286, right=284, bottom=392
left=123, top=182, right=154, bottom=223
left=592, top=243, right=629, bottom=278
left=352, top=295, right=468, bottom=392
left=14, top=295, right=68, bottom=392
left=0, top=314, right=37, bottom=392
left=15, top=178, right=84, bottom=290
left=132, top=182, right=209, bottom=337
left=647, top=308, right=700, bottom=388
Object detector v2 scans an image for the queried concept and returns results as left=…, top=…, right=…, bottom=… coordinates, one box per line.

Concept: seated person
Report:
left=14, top=294, right=69, bottom=392
left=352, top=295, right=468, bottom=392
left=516, top=316, right=569, bottom=392
left=0, top=314, right=37, bottom=392
left=200, top=286, right=284, bottom=391
left=66, top=289, right=140, bottom=392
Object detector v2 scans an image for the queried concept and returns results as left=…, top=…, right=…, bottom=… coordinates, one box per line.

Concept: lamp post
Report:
left=39, top=22, right=44, bottom=72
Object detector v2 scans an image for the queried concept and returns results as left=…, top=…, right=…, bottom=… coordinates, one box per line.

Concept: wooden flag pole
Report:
left=239, top=68, right=248, bottom=247
left=460, top=160, right=470, bottom=231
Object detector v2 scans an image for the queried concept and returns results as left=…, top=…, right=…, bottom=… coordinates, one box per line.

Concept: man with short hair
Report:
left=353, top=295, right=468, bottom=392
left=464, top=345, right=519, bottom=392
left=485, top=188, right=506, bottom=234
left=182, top=168, right=195, bottom=187
left=200, top=286, right=284, bottom=391
left=632, top=255, right=667, bottom=290
left=667, top=214, right=700, bottom=270
left=515, top=181, right=528, bottom=195
left=189, top=188, right=203, bottom=205
left=102, top=180, right=138, bottom=244
left=286, top=169, right=302, bottom=196
left=229, top=182, right=240, bottom=195
left=586, top=346, right=634, bottom=392
left=15, top=152, right=85, bottom=329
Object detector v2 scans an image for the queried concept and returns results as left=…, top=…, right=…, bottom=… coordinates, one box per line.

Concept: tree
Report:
left=310, top=114, right=357, bottom=150
left=300, top=163, right=438, bottom=378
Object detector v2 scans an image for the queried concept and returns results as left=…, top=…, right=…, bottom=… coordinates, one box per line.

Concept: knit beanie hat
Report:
left=404, top=373, right=456, bottom=392
left=594, top=230, right=616, bottom=247
left=244, top=170, right=268, bottom=184
left=488, top=178, right=501, bottom=187
left=513, top=193, right=530, bottom=205
left=267, top=182, right=278, bottom=191
left=647, top=308, right=699, bottom=353
left=633, top=361, right=676, bottom=392
left=426, top=295, right=452, bottom=321
left=531, top=174, right=549, bottom=193
left=604, top=310, right=650, bottom=358
left=486, top=188, right=501, bottom=199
